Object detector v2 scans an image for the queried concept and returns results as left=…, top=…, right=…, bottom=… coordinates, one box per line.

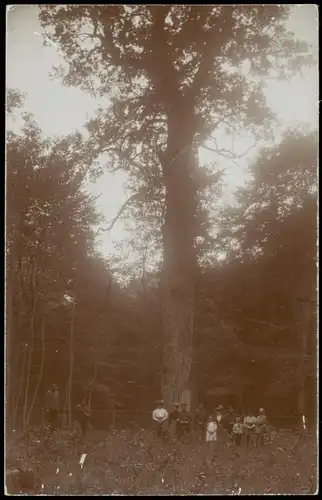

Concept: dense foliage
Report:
left=6, top=92, right=317, bottom=427
left=195, top=131, right=317, bottom=416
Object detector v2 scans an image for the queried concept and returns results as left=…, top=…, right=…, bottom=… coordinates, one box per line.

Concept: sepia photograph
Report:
left=5, top=4, right=318, bottom=495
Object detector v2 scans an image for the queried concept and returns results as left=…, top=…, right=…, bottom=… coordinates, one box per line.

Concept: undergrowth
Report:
left=6, top=426, right=317, bottom=495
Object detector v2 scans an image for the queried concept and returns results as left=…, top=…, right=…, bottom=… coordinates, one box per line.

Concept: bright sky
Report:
left=6, top=5, right=318, bottom=260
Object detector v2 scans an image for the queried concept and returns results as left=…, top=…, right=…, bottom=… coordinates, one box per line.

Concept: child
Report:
left=206, top=415, right=217, bottom=443
left=232, top=416, right=243, bottom=446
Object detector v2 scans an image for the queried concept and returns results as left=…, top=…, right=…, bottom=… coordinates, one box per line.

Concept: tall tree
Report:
left=39, top=5, right=312, bottom=406
left=6, top=100, right=102, bottom=424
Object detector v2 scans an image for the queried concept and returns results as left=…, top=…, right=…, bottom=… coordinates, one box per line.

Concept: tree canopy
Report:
left=38, top=5, right=314, bottom=407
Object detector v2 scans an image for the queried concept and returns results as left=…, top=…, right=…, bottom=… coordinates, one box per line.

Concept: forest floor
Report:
left=6, top=426, right=317, bottom=495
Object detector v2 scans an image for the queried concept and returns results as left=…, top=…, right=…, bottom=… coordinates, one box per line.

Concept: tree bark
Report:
left=161, top=100, right=198, bottom=407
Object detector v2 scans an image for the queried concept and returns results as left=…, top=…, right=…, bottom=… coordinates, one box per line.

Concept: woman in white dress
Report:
left=206, top=416, right=217, bottom=443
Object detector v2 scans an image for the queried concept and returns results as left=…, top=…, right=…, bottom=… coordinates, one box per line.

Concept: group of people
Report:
left=44, top=384, right=269, bottom=447
left=44, top=384, right=91, bottom=438
left=152, top=401, right=191, bottom=441
left=152, top=400, right=270, bottom=446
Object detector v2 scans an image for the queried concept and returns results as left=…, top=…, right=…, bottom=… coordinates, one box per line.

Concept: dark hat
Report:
left=156, top=399, right=164, bottom=405
left=216, top=405, right=223, bottom=410
left=174, top=402, right=180, bottom=407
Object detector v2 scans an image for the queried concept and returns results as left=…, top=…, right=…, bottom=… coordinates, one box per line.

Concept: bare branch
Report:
left=166, top=122, right=255, bottom=170
left=96, top=193, right=141, bottom=234
left=200, top=136, right=257, bottom=168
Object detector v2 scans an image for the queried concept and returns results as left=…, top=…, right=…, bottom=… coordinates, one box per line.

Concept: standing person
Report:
left=177, top=403, right=192, bottom=442
left=169, top=403, right=180, bottom=441
left=215, top=405, right=223, bottom=426
left=75, top=399, right=91, bottom=438
left=215, top=405, right=224, bottom=442
left=256, top=408, right=268, bottom=446
left=152, top=400, right=168, bottom=439
left=243, top=410, right=256, bottom=447
left=45, top=384, right=60, bottom=431
left=194, top=403, right=207, bottom=440
left=223, top=406, right=236, bottom=438
left=206, top=415, right=217, bottom=443
left=70, top=420, right=82, bottom=454
left=232, top=416, right=243, bottom=446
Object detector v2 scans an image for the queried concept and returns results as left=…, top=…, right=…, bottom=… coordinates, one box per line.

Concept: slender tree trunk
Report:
left=297, top=327, right=307, bottom=419
left=296, top=281, right=315, bottom=421
left=5, top=255, right=13, bottom=422
left=238, top=390, right=245, bottom=416
left=22, top=262, right=37, bottom=431
left=5, top=239, right=17, bottom=423
left=62, top=384, right=69, bottom=428
left=27, top=316, right=46, bottom=426
left=68, top=299, right=76, bottom=429
left=13, top=344, right=28, bottom=427
left=88, top=358, right=98, bottom=409
left=161, top=101, right=198, bottom=407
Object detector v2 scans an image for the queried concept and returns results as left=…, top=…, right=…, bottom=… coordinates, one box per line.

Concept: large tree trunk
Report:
left=161, top=98, right=198, bottom=407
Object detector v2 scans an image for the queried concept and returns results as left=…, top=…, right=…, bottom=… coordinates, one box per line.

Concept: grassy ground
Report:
left=6, top=426, right=317, bottom=495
